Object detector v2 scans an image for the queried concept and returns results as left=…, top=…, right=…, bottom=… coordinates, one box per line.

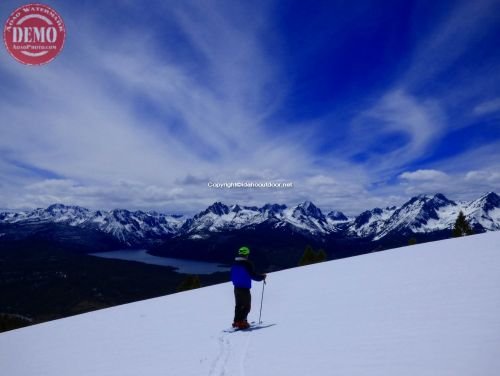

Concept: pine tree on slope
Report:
left=453, top=211, right=474, bottom=237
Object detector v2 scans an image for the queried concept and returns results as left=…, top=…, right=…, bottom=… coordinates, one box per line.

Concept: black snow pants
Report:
left=234, top=287, right=251, bottom=322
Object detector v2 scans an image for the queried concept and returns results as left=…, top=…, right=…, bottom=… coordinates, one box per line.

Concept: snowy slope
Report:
left=1, top=232, right=500, bottom=376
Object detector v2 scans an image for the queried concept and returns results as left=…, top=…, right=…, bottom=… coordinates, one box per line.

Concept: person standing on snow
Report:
left=231, top=246, right=266, bottom=329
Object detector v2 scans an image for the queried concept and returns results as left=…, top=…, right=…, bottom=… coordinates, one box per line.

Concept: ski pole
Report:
left=258, top=279, right=266, bottom=324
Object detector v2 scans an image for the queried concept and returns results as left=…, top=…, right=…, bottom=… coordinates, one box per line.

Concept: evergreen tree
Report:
left=453, top=211, right=473, bottom=237
left=0, top=314, right=32, bottom=332
left=408, top=237, right=417, bottom=245
left=299, top=245, right=328, bottom=266
left=299, top=245, right=316, bottom=266
left=177, top=275, right=201, bottom=292
left=316, top=248, right=327, bottom=262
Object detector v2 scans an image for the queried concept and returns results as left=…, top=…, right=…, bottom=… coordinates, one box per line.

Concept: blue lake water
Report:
left=89, top=249, right=230, bottom=275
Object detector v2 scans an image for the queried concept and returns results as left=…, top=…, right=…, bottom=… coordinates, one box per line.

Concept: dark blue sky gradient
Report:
left=272, top=0, right=417, bottom=120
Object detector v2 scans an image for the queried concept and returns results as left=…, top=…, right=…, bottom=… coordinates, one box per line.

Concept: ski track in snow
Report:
left=208, top=330, right=253, bottom=376
left=208, top=334, right=229, bottom=376
left=239, top=332, right=251, bottom=376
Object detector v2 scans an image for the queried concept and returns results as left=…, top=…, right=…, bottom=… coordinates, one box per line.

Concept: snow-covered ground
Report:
left=1, top=232, right=500, bottom=375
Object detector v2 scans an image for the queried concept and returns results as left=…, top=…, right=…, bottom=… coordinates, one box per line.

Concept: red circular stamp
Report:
left=3, top=3, right=66, bottom=65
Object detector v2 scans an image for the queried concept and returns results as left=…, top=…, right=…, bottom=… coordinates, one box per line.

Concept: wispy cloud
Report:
left=403, top=0, right=500, bottom=88
left=347, top=89, right=445, bottom=175
left=474, top=98, right=500, bottom=116
left=400, top=170, right=449, bottom=182
left=0, top=0, right=314, bottom=211
left=465, top=170, right=500, bottom=183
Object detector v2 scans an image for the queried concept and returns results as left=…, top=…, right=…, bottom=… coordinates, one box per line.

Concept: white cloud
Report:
left=390, top=143, right=500, bottom=202
left=473, top=98, right=500, bottom=115
left=395, top=170, right=451, bottom=198
left=465, top=170, right=500, bottom=182
left=400, top=169, right=449, bottom=181
left=306, top=175, right=336, bottom=186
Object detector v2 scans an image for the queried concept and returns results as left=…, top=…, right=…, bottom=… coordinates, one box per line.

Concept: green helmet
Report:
left=238, top=246, right=250, bottom=256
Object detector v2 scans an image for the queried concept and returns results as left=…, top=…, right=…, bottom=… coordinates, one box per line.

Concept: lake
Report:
left=89, top=249, right=230, bottom=275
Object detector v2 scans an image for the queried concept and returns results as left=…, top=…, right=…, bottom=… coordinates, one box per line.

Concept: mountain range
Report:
left=1, top=192, right=499, bottom=268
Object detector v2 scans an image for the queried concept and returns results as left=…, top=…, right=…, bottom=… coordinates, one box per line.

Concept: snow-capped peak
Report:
left=462, top=192, right=500, bottom=231
left=350, top=206, right=397, bottom=238
left=326, top=210, right=348, bottom=221
left=470, top=192, right=500, bottom=211
left=293, top=201, right=325, bottom=220
left=180, top=201, right=332, bottom=236
left=369, top=193, right=457, bottom=240
left=196, top=202, right=230, bottom=218
left=260, top=203, right=287, bottom=217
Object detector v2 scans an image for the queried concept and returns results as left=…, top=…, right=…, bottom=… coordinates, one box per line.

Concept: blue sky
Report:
left=0, top=0, right=499, bottom=214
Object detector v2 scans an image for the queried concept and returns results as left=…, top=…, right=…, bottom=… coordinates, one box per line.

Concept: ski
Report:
left=223, top=321, right=259, bottom=333
left=223, top=322, right=275, bottom=333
